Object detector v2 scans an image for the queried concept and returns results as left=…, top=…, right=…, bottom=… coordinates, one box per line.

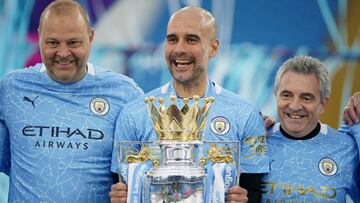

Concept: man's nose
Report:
left=288, top=98, right=303, bottom=111
left=56, top=44, right=70, bottom=57
left=173, top=40, right=187, bottom=54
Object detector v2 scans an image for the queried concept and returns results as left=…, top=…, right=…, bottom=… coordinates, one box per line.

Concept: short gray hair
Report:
left=274, top=56, right=331, bottom=102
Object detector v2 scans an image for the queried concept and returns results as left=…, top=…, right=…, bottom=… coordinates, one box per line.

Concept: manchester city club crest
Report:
left=318, top=157, right=337, bottom=176
left=210, top=116, right=230, bottom=136
left=90, top=97, right=109, bottom=116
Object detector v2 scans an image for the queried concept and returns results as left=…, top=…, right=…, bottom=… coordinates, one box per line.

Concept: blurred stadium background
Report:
left=1, top=0, right=359, bottom=201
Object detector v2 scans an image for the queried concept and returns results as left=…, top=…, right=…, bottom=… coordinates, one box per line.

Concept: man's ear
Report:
left=320, top=97, right=329, bottom=114
left=209, top=39, right=219, bottom=58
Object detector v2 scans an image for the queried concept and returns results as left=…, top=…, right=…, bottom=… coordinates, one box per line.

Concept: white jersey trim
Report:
left=213, top=82, right=222, bottom=95
left=160, top=82, right=171, bottom=94
left=272, top=122, right=281, bottom=134
left=320, top=123, right=328, bottom=135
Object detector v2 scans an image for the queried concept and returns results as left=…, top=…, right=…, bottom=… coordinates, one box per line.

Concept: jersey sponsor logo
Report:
left=261, top=181, right=337, bottom=200
left=22, top=126, right=104, bottom=140
left=210, top=116, right=230, bottom=136
left=22, top=126, right=105, bottom=150
left=90, top=97, right=109, bottom=116
left=318, top=157, right=337, bottom=176
left=23, top=96, right=39, bottom=108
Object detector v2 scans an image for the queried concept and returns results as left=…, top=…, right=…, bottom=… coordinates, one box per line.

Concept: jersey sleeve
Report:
left=111, top=104, right=140, bottom=173
left=341, top=131, right=360, bottom=201
left=339, top=123, right=360, bottom=158
left=239, top=109, right=269, bottom=174
left=0, top=80, right=10, bottom=175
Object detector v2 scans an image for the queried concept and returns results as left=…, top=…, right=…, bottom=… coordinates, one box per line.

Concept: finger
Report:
left=226, top=186, right=248, bottom=202
left=264, top=117, right=275, bottom=130
left=354, top=93, right=360, bottom=118
left=110, top=197, right=127, bottom=203
left=109, top=190, right=127, bottom=198
left=226, top=194, right=248, bottom=202
left=348, top=97, right=360, bottom=123
left=112, top=182, right=127, bottom=190
left=343, top=106, right=354, bottom=125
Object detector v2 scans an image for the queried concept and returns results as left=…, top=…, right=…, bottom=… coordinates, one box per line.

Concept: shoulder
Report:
left=119, top=86, right=164, bottom=116
left=92, top=65, right=141, bottom=89
left=217, top=87, right=260, bottom=113
left=90, top=64, right=144, bottom=100
left=123, top=87, right=162, bottom=108
left=266, top=122, right=283, bottom=140
left=2, top=64, right=42, bottom=86
left=325, top=124, right=355, bottom=141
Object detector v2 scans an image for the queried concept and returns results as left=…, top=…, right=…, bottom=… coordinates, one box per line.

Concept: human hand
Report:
left=343, top=92, right=360, bottom=125
left=109, top=182, right=127, bottom=203
left=226, top=186, right=248, bottom=203
left=263, top=115, right=275, bottom=131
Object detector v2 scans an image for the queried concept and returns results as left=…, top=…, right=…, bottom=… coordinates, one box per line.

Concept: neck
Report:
left=173, top=78, right=208, bottom=98
left=280, top=122, right=321, bottom=140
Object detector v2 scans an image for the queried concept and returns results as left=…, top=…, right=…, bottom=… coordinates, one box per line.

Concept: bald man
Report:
left=0, top=0, right=143, bottom=202
left=110, top=6, right=269, bottom=203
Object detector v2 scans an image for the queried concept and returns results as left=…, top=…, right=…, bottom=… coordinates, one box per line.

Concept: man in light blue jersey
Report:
left=0, top=0, right=143, bottom=202
left=109, top=6, right=268, bottom=203
left=261, top=56, right=358, bottom=202
left=340, top=92, right=360, bottom=200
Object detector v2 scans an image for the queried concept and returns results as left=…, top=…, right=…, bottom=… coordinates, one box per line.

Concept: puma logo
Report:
left=23, top=96, right=38, bottom=108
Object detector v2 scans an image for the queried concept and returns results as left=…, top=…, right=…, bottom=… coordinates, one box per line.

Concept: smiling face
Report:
left=165, top=7, right=218, bottom=86
left=276, top=71, right=328, bottom=138
left=39, top=7, right=93, bottom=83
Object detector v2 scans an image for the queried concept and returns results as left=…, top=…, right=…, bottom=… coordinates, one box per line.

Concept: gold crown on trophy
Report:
left=145, top=95, right=214, bottom=142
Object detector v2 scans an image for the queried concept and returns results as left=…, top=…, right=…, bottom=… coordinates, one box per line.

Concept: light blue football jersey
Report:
left=0, top=63, right=143, bottom=202
left=262, top=123, right=358, bottom=202
left=339, top=123, right=360, bottom=202
left=111, top=80, right=269, bottom=174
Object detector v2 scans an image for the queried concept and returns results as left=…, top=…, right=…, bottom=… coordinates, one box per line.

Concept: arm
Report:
left=0, top=120, right=10, bottom=175
left=0, top=81, right=10, bottom=175
left=238, top=108, right=269, bottom=202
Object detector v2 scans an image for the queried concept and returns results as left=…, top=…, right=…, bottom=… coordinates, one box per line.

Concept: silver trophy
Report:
left=117, top=95, right=239, bottom=203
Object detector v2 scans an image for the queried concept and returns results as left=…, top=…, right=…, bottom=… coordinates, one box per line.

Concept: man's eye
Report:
left=46, top=41, right=58, bottom=47
left=187, top=38, right=197, bottom=43
left=68, top=41, right=81, bottom=47
left=281, top=93, right=290, bottom=98
left=303, top=97, right=312, bottom=102
left=167, top=38, right=177, bottom=43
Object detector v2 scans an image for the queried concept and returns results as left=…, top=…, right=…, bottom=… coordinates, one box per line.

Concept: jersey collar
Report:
left=160, top=80, right=223, bottom=98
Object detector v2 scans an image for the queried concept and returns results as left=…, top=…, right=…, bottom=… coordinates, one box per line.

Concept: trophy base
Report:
left=150, top=190, right=203, bottom=203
